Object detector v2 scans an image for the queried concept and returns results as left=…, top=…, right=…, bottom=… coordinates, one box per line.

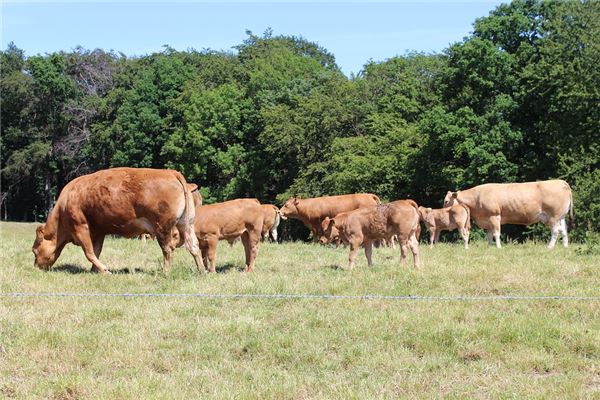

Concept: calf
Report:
left=319, top=203, right=421, bottom=269
left=261, top=204, right=281, bottom=242
left=418, top=205, right=471, bottom=248
left=194, top=199, right=264, bottom=272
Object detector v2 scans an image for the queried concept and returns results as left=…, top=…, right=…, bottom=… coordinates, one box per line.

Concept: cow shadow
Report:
left=323, top=264, right=344, bottom=271
left=53, top=264, right=148, bottom=275
left=214, top=262, right=242, bottom=273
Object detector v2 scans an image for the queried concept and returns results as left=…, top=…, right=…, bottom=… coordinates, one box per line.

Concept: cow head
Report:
left=319, top=217, right=339, bottom=245
left=280, top=196, right=300, bottom=220
left=187, top=183, right=202, bottom=207
left=32, top=224, right=61, bottom=270
left=418, top=206, right=435, bottom=228
left=443, top=191, right=459, bottom=207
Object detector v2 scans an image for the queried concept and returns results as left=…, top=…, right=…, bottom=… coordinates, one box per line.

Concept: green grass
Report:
left=1, top=221, right=599, bottom=399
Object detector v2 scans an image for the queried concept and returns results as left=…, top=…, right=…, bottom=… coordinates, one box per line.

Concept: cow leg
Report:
left=408, top=234, right=421, bottom=269
left=92, top=234, right=105, bottom=259
left=200, top=247, right=209, bottom=271
left=364, top=242, right=374, bottom=267
left=72, top=226, right=111, bottom=274
left=390, top=235, right=396, bottom=250
left=180, top=224, right=205, bottom=273
left=490, top=216, right=502, bottom=248
left=270, top=227, right=278, bottom=243
left=486, top=230, right=494, bottom=246
left=429, top=229, right=435, bottom=248
left=156, top=226, right=180, bottom=273
left=460, top=227, right=470, bottom=249
left=400, top=239, right=409, bottom=264
left=559, top=218, right=569, bottom=247
left=241, top=230, right=261, bottom=272
left=348, top=242, right=360, bottom=270
left=206, top=236, right=218, bottom=273
left=547, top=221, right=560, bottom=249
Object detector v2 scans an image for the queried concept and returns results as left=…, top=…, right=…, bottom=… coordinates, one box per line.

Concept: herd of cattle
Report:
left=31, top=167, right=574, bottom=274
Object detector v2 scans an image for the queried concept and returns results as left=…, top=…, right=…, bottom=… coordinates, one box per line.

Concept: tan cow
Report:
left=280, top=193, right=381, bottom=241
left=261, top=204, right=281, bottom=242
left=32, top=168, right=203, bottom=274
left=194, top=199, right=264, bottom=272
left=418, top=205, right=471, bottom=248
left=443, top=180, right=573, bottom=248
left=319, top=202, right=421, bottom=269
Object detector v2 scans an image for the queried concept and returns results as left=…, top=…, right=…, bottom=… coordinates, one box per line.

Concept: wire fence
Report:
left=1, top=292, right=599, bottom=301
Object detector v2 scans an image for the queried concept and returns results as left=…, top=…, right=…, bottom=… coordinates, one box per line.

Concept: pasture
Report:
left=1, top=221, right=599, bottom=399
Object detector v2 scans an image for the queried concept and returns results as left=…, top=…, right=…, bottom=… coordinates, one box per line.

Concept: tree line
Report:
left=1, top=0, right=599, bottom=241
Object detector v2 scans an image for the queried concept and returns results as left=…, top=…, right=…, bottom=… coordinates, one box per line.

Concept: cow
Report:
left=32, top=167, right=204, bottom=274
left=280, top=193, right=381, bottom=241
left=319, top=202, right=421, bottom=269
left=418, top=205, right=471, bottom=249
left=194, top=199, right=264, bottom=272
left=261, top=204, right=281, bottom=242
left=443, top=180, right=573, bottom=248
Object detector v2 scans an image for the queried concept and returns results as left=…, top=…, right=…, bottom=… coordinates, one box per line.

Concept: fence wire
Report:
left=1, top=292, right=599, bottom=301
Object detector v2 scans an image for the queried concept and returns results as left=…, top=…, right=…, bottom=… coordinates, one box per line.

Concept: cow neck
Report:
left=44, top=204, right=68, bottom=247
left=293, top=200, right=311, bottom=225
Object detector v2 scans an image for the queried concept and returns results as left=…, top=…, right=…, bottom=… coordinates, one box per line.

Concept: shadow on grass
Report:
left=52, top=263, right=151, bottom=275
left=214, top=262, right=242, bottom=273
left=323, top=264, right=344, bottom=271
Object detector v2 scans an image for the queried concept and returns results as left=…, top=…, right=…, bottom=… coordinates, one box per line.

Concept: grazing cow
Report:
left=418, top=205, right=471, bottom=249
left=261, top=204, right=281, bottom=242
left=280, top=193, right=381, bottom=240
left=194, top=199, right=264, bottom=272
left=443, top=180, right=573, bottom=248
left=32, top=168, right=203, bottom=274
left=319, top=202, right=421, bottom=269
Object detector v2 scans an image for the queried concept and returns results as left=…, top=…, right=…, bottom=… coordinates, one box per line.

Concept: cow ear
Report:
left=36, top=225, right=45, bottom=240
left=293, top=197, right=300, bottom=205
left=187, top=183, right=198, bottom=192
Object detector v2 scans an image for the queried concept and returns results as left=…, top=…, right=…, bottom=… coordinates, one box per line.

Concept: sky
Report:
left=2, top=1, right=505, bottom=75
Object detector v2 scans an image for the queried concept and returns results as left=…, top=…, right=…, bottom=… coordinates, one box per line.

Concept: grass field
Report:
left=1, top=221, right=599, bottom=399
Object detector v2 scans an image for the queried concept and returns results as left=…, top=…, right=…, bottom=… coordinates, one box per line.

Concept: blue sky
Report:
left=2, top=1, right=505, bottom=75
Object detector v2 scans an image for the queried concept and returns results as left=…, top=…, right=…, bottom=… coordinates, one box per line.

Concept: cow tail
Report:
left=407, top=200, right=421, bottom=240
left=174, top=171, right=195, bottom=226
left=568, top=185, right=575, bottom=230
left=461, top=204, right=471, bottom=230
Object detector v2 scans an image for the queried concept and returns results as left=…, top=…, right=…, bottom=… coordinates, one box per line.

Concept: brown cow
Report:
left=194, top=199, right=264, bottom=272
left=32, top=168, right=203, bottom=274
left=261, top=204, right=281, bottom=242
left=418, top=205, right=471, bottom=249
left=280, top=193, right=381, bottom=240
left=319, top=202, right=421, bottom=269
left=443, top=180, right=573, bottom=248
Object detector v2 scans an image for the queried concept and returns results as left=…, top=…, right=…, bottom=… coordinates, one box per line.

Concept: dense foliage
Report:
left=2, top=1, right=599, bottom=240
